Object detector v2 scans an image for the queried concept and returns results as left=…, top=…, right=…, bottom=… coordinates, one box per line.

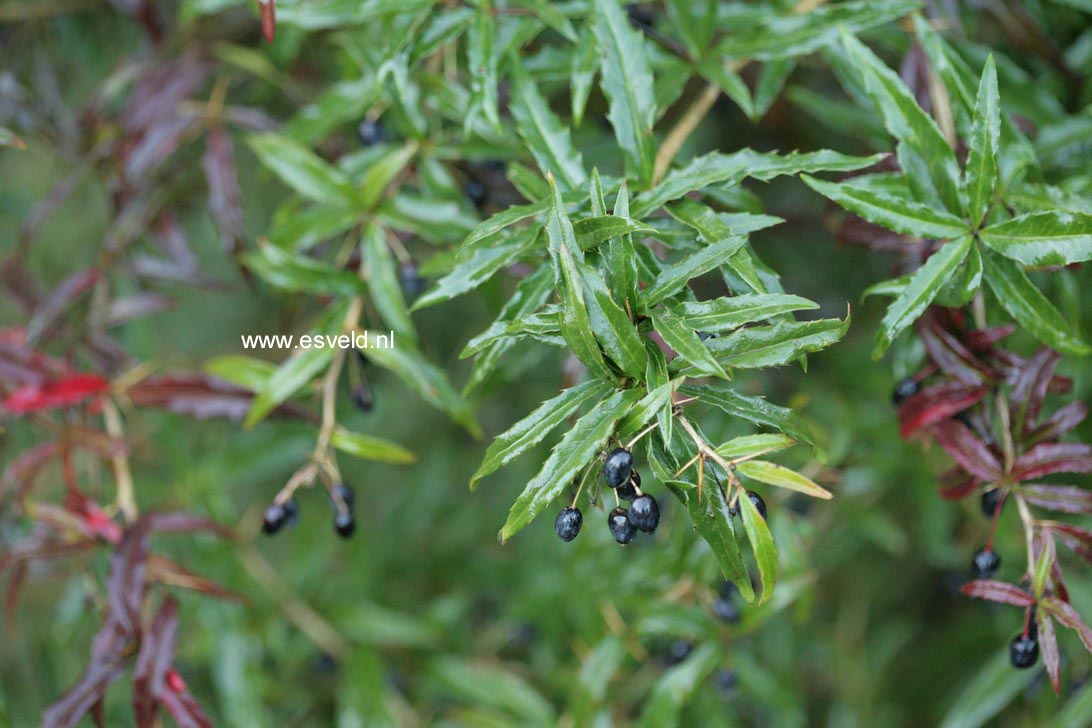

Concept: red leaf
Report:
left=1011, top=442, right=1092, bottom=481
left=42, top=619, right=130, bottom=728
left=203, top=125, right=246, bottom=256
left=1009, top=348, right=1060, bottom=436
left=1027, top=402, right=1088, bottom=445
left=105, top=520, right=154, bottom=636
left=133, top=596, right=179, bottom=726
left=127, top=373, right=311, bottom=422
left=147, top=511, right=233, bottom=538
left=960, top=580, right=1035, bottom=607
left=919, top=317, right=993, bottom=385
left=1042, top=597, right=1092, bottom=654
left=1038, top=612, right=1061, bottom=694
left=899, top=382, right=989, bottom=437
left=1021, top=484, right=1092, bottom=515
left=147, top=555, right=246, bottom=603
left=928, top=419, right=1003, bottom=482
left=161, top=672, right=213, bottom=728
left=24, top=269, right=99, bottom=345
left=2, top=373, right=109, bottom=414
left=1046, top=523, right=1092, bottom=564
left=938, top=467, right=980, bottom=499
left=966, top=325, right=1015, bottom=350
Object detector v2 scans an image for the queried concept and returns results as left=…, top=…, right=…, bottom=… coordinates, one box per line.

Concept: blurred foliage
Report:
left=2, top=0, right=1092, bottom=727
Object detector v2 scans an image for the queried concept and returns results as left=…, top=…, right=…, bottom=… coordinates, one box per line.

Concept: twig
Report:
left=652, top=81, right=722, bottom=184
left=102, top=400, right=137, bottom=522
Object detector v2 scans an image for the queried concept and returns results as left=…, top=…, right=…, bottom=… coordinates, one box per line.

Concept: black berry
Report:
left=892, top=377, right=919, bottom=406
left=334, top=510, right=356, bottom=538
left=554, top=507, right=583, bottom=542
left=981, top=489, right=1004, bottom=518
left=352, top=386, right=374, bottom=412
left=1010, top=633, right=1039, bottom=669
left=664, top=640, right=693, bottom=665
left=329, top=483, right=355, bottom=510
left=729, top=491, right=767, bottom=520
left=400, top=263, right=424, bottom=298
left=714, top=669, right=739, bottom=697
left=603, top=447, right=634, bottom=489
left=466, top=180, right=487, bottom=208
left=262, top=498, right=298, bottom=535
left=283, top=499, right=299, bottom=526
left=971, top=547, right=1001, bottom=578
left=357, top=119, right=384, bottom=146
left=608, top=507, right=636, bottom=545
left=616, top=480, right=638, bottom=501
left=712, top=580, right=741, bottom=623
left=697, top=331, right=717, bottom=341
left=629, top=494, right=660, bottom=533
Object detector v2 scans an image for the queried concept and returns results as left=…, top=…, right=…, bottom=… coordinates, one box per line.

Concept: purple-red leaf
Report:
left=133, top=596, right=179, bottom=727
left=928, top=419, right=1003, bottom=482
left=960, top=580, right=1035, bottom=606
left=202, top=125, right=246, bottom=256
left=1038, top=611, right=1061, bottom=694
left=127, top=373, right=311, bottom=422
left=938, top=467, right=980, bottom=500
left=1009, top=348, right=1060, bottom=436
left=1011, top=442, right=1092, bottom=481
left=1021, top=484, right=1092, bottom=514
left=24, top=269, right=100, bottom=346
left=1027, top=401, right=1089, bottom=445
left=42, top=619, right=130, bottom=728
left=1, top=373, right=109, bottom=414
left=919, top=317, right=993, bottom=385
left=899, top=382, right=990, bottom=437
left=1042, top=596, right=1092, bottom=654
left=162, top=671, right=213, bottom=728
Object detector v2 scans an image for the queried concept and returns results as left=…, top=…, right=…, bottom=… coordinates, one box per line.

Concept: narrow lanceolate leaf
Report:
left=471, top=380, right=608, bottom=489
left=675, top=294, right=819, bottom=332
left=331, top=427, right=416, bottom=464
left=873, top=236, right=972, bottom=359
left=679, top=473, right=753, bottom=602
left=499, top=389, right=641, bottom=541
left=736, top=460, right=833, bottom=499
left=965, top=56, right=1000, bottom=228
left=979, top=211, right=1092, bottom=267
left=635, top=644, right=721, bottom=728
left=801, top=175, right=969, bottom=240
left=929, top=419, right=1003, bottom=482
left=460, top=199, right=548, bottom=253
left=715, top=434, right=796, bottom=461
left=681, top=385, right=817, bottom=453
left=707, top=316, right=850, bottom=369
left=358, top=143, right=417, bottom=210
left=1040, top=612, right=1062, bottom=695
left=1042, top=597, right=1092, bottom=653
left=959, top=580, right=1035, bottom=607
left=840, top=31, right=962, bottom=215
left=361, top=224, right=416, bottom=344
left=573, top=216, right=654, bottom=251
left=653, top=307, right=728, bottom=380
left=467, top=11, right=500, bottom=130
left=580, top=262, right=646, bottom=378
left=245, top=346, right=335, bottom=429
left=592, top=0, right=656, bottom=186
left=643, top=235, right=749, bottom=307
left=247, top=133, right=354, bottom=205
left=738, top=487, right=777, bottom=605
left=510, top=62, right=586, bottom=190
left=606, top=182, right=640, bottom=315
left=243, top=245, right=365, bottom=297
left=413, top=230, right=536, bottom=310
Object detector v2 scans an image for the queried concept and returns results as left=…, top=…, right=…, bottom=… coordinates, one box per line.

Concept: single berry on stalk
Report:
left=1010, top=633, right=1039, bottom=669
left=351, top=386, right=374, bottom=412
left=629, top=494, right=660, bottom=533
left=334, top=511, right=356, bottom=538
left=603, top=447, right=634, bottom=489
left=714, top=669, right=739, bottom=697
left=262, top=498, right=298, bottom=535
left=554, top=507, right=583, bottom=542
left=608, top=507, right=636, bottom=544
left=400, top=262, right=424, bottom=298
left=466, top=180, right=487, bottom=208
left=329, top=483, right=355, bottom=510
left=729, top=491, right=767, bottom=520
left=891, top=377, right=919, bottom=405
left=971, top=547, right=1001, bottom=578
left=357, top=119, right=384, bottom=146
left=664, top=640, right=693, bottom=665
left=712, top=580, right=741, bottom=623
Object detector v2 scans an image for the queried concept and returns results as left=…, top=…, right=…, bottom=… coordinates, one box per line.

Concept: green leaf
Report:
left=979, top=211, right=1092, bottom=267
left=653, top=307, right=728, bottom=380
left=203, top=355, right=277, bottom=391
left=573, top=215, right=655, bottom=251
left=427, top=657, right=555, bottom=725
left=981, top=248, right=1090, bottom=356
left=873, top=236, right=973, bottom=359
left=679, top=384, right=818, bottom=454
left=697, top=59, right=754, bottom=119
left=592, top=0, right=656, bottom=187
left=331, top=427, right=416, bottom=464
left=511, top=0, right=576, bottom=41
left=801, top=175, right=969, bottom=239
left=634, top=148, right=885, bottom=217
left=939, top=648, right=1038, bottom=728
left=939, top=241, right=983, bottom=307
left=840, top=30, right=962, bottom=214
left=467, top=11, right=500, bottom=131
left=605, top=181, right=641, bottom=316
left=570, top=27, right=598, bottom=127
left=715, top=434, right=795, bottom=460
left=677, top=474, right=754, bottom=602
left=616, top=380, right=675, bottom=441
left=470, top=380, right=609, bottom=490
left=242, top=245, right=365, bottom=297
left=361, top=224, right=416, bottom=344
left=579, top=260, right=647, bottom=378
left=510, top=62, right=587, bottom=190
left=674, top=294, right=819, bottom=333
left=460, top=199, right=548, bottom=252
left=635, top=644, right=721, bottom=728
left=361, top=342, right=482, bottom=438
left=275, top=0, right=434, bottom=29
left=247, top=133, right=355, bottom=205
left=715, top=0, right=920, bottom=61
left=412, top=229, right=537, bottom=310
left=643, top=235, right=749, bottom=307
left=738, top=485, right=777, bottom=605
left=244, top=346, right=335, bottom=429
left=964, top=56, right=1000, bottom=228
left=358, top=143, right=417, bottom=209
left=269, top=204, right=359, bottom=251
left=499, top=389, right=641, bottom=542
left=706, top=316, right=849, bottom=369
left=736, top=460, right=833, bottom=499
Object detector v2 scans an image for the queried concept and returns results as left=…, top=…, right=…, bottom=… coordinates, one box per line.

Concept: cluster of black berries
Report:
left=554, top=446, right=661, bottom=544
left=262, top=483, right=356, bottom=539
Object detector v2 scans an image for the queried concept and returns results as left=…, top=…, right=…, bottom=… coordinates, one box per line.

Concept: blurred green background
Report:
left=3, top=1, right=1092, bottom=726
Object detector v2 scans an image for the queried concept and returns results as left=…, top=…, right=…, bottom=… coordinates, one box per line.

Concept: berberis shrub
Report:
left=1, top=0, right=1091, bottom=725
